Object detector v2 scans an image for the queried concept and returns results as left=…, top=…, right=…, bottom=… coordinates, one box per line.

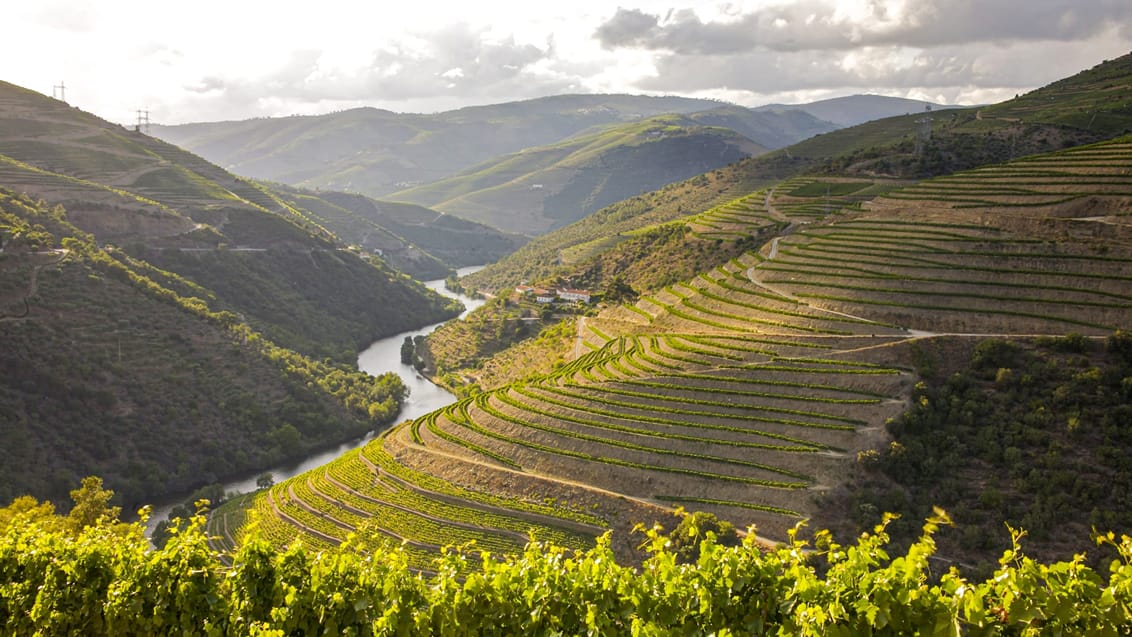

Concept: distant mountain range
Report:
left=152, top=95, right=733, bottom=199
left=387, top=114, right=766, bottom=235
left=755, top=94, right=955, bottom=127
left=152, top=93, right=949, bottom=235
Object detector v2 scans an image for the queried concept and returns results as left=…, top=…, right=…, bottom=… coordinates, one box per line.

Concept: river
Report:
left=143, top=266, right=485, bottom=535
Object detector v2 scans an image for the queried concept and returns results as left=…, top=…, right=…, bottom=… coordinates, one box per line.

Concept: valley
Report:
left=2, top=42, right=1132, bottom=634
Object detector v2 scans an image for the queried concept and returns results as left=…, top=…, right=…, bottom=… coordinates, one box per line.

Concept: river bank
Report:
left=143, top=266, right=485, bottom=535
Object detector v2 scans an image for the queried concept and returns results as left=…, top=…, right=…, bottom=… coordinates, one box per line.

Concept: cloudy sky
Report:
left=3, top=0, right=1130, bottom=125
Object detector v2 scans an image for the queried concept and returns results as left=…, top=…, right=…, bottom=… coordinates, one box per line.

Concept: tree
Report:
left=604, top=274, right=638, bottom=304
left=0, top=495, right=59, bottom=531
left=66, top=475, right=120, bottom=532
left=664, top=510, right=739, bottom=563
left=256, top=472, right=275, bottom=489
left=400, top=336, right=415, bottom=364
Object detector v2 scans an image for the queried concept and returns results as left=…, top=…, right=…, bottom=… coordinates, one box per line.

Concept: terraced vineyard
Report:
left=241, top=135, right=1132, bottom=566
left=686, top=190, right=780, bottom=239
left=872, top=137, right=1132, bottom=212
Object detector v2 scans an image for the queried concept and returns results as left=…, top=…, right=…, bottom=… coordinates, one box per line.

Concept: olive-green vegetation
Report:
left=789, top=52, right=1132, bottom=180
left=0, top=80, right=462, bottom=362
left=417, top=296, right=547, bottom=382
left=427, top=223, right=770, bottom=394
left=269, top=185, right=527, bottom=280
left=152, top=94, right=736, bottom=198
left=152, top=94, right=839, bottom=205
left=830, top=334, right=1132, bottom=573
left=463, top=162, right=777, bottom=293
left=463, top=52, right=1132, bottom=296
left=389, top=115, right=765, bottom=235
left=0, top=191, right=408, bottom=510
left=422, top=306, right=580, bottom=395
left=568, top=222, right=768, bottom=295
left=136, top=246, right=458, bottom=361
left=5, top=492, right=1132, bottom=635
left=8, top=54, right=1132, bottom=623
left=370, top=73, right=1132, bottom=570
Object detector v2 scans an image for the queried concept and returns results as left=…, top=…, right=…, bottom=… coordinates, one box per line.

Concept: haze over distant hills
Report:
left=152, top=93, right=947, bottom=235
left=152, top=95, right=733, bottom=198
left=387, top=115, right=766, bottom=235
left=755, top=95, right=955, bottom=127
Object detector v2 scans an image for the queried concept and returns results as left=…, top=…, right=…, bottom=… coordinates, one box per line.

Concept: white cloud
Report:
left=0, top=0, right=1128, bottom=123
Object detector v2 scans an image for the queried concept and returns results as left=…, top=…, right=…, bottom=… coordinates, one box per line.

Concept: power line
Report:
left=52, top=81, right=66, bottom=102
left=135, top=108, right=150, bottom=134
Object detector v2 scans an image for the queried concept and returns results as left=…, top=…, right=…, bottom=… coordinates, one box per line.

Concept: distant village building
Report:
left=516, top=283, right=592, bottom=304
left=557, top=288, right=592, bottom=303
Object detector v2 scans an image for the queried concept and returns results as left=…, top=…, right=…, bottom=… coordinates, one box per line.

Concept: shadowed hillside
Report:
left=390, top=115, right=767, bottom=234
left=0, top=191, right=409, bottom=510
left=0, top=80, right=460, bottom=361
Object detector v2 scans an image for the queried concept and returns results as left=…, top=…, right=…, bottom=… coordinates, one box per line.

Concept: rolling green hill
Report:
left=0, top=80, right=460, bottom=361
left=0, top=81, right=476, bottom=512
left=152, top=95, right=734, bottom=198
left=0, top=191, right=408, bottom=511
left=389, top=115, right=768, bottom=235
left=269, top=186, right=528, bottom=279
left=463, top=52, right=1132, bottom=296
left=153, top=94, right=955, bottom=210
left=756, top=94, right=955, bottom=127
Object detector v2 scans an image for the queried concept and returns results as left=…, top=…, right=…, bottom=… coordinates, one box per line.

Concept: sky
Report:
left=2, top=0, right=1130, bottom=125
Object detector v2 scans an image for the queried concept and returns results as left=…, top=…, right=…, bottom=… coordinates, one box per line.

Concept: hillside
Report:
left=464, top=52, right=1132, bottom=295
left=152, top=94, right=732, bottom=198
left=151, top=94, right=952, bottom=211
left=268, top=186, right=527, bottom=279
left=231, top=123, right=1132, bottom=571
left=0, top=190, right=408, bottom=511
left=756, top=95, right=956, bottom=127
left=0, top=80, right=460, bottom=361
left=390, top=115, right=767, bottom=234
left=684, top=104, right=838, bottom=149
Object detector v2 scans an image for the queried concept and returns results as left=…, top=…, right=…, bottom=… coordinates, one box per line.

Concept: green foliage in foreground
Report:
left=3, top=505, right=1132, bottom=636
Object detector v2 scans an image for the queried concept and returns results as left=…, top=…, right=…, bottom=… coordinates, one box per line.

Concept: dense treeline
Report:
left=0, top=191, right=408, bottom=509
left=570, top=223, right=763, bottom=295
left=2, top=492, right=1132, bottom=635
left=137, top=246, right=461, bottom=362
left=833, top=334, right=1132, bottom=573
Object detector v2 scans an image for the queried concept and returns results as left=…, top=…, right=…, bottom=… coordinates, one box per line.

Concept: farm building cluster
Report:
left=515, top=284, right=593, bottom=304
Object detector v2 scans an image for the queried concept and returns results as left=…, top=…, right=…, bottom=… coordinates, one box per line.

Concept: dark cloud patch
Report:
left=627, top=38, right=1127, bottom=103
left=633, top=48, right=982, bottom=94
left=593, top=8, right=660, bottom=48
left=596, top=1, right=1132, bottom=53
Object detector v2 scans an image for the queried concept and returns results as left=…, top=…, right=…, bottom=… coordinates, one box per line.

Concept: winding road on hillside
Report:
left=574, top=316, right=587, bottom=360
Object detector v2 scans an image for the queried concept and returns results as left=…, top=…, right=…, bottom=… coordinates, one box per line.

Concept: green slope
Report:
left=464, top=51, right=1132, bottom=294
left=0, top=80, right=460, bottom=361
left=389, top=115, right=767, bottom=235
left=0, top=190, right=408, bottom=510
left=153, top=94, right=732, bottom=198
left=270, top=186, right=528, bottom=278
